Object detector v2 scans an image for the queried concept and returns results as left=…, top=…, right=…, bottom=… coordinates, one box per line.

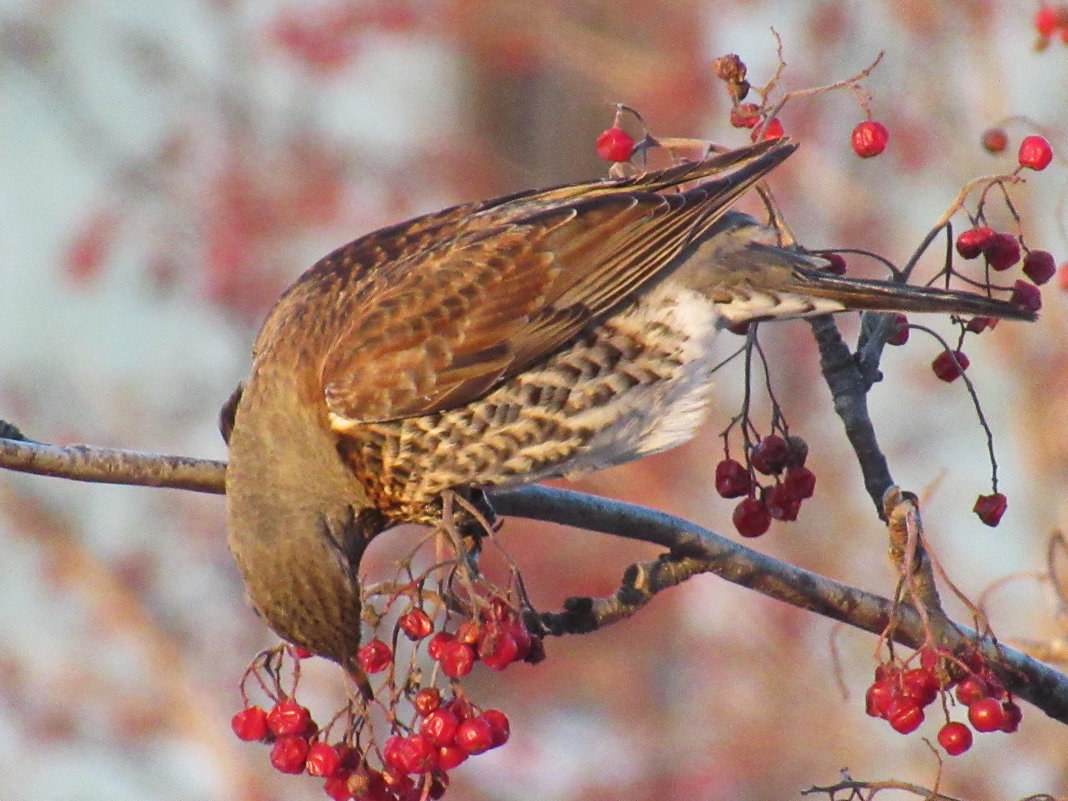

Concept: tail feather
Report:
left=788, top=267, right=1037, bottom=322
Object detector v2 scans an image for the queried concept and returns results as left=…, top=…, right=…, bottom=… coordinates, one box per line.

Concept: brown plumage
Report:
left=224, top=138, right=1034, bottom=663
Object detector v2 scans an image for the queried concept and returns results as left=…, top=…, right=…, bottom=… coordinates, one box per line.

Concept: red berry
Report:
left=421, top=709, right=461, bottom=747
left=270, top=734, right=310, bottom=774
left=973, top=492, right=1008, bottom=527
left=874, top=663, right=899, bottom=683
left=440, top=640, right=476, bottom=678
left=886, top=696, right=925, bottom=734
left=1023, top=250, right=1057, bottom=285
left=306, top=742, right=342, bottom=778
left=715, top=458, right=752, bottom=498
left=323, top=769, right=354, bottom=801
left=981, top=127, right=1008, bottom=154
left=480, top=709, right=511, bottom=747
left=969, top=696, right=1007, bottom=732
left=938, top=721, right=974, bottom=755
left=865, top=679, right=896, bottom=718
left=851, top=120, right=890, bottom=158
left=477, top=624, right=520, bottom=670
left=399, top=609, right=434, bottom=640
left=956, top=226, right=996, bottom=259
left=437, top=745, right=468, bottom=770
left=765, top=483, right=801, bottom=522
left=784, top=466, right=816, bottom=500
left=454, top=717, right=495, bottom=755
left=595, top=127, right=634, bottom=162
left=751, top=435, right=789, bottom=475
left=730, top=102, right=761, bottom=129
left=231, top=706, right=269, bottom=741
left=985, top=233, right=1021, bottom=271
left=384, top=734, right=437, bottom=775
left=1018, top=134, right=1054, bottom=170
left=413, top=687, right=442, bottom=716
left=357, top=639, right=392, bottom=674
left=1000, top=699, right=1023, bottom=733
left=822, top=253, right=848, bottom=275
left=268, top=699, right=311, bottom=736
left=955, top=674, right=990, bottom=705
left=751, top=116, right=784, bottom=141
left=1010, top=279, right=1042, bottom=313
left=1035, top=4, right=1060, bottom=37
left=931, top=350, right=970, bottom=382
left=733, top=496, right=771, bottom=538
left=455, top=620, right=481, bottom=645
left=900, top=667, right=940, bottom=707
left=427, top=631, right=454, bottom=660
left=886, top=313, right=909, bottom=346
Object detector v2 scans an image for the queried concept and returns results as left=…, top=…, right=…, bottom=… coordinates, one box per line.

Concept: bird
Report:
left=223, top=137, right=1035, bottom=664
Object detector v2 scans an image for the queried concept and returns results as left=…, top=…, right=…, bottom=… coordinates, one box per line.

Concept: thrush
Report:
left=223, top=138, right=1035, bottom=663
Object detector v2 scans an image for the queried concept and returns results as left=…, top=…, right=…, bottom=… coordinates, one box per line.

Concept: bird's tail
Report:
left=785, top=265, right=1036, bottom=321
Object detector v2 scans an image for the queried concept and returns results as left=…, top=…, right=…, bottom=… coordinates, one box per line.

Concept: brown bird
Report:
left=223, top=138, right=1034, bottom=664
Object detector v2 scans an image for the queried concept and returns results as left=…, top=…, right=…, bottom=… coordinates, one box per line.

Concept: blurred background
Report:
left=2, top=1, right=1068, bottom=799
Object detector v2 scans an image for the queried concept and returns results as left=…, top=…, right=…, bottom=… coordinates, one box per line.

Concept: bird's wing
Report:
left=320, top=139, right=797, bottom=424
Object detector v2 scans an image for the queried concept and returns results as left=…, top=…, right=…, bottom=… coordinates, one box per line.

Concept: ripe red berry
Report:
left=440, top=640, right=477, bottom=678
left=383, top=734, right=436, bottom=775
left=733, top=496, right=771, bottom=538
left=1000, top=699, right=1023, bottom=733
left=305, top=742, right=342, bottom=778
left=1035, top=4, right=1060, bottom=37
left=783, top=466, right=816, bottom=500
left=729, top=102, right=761, bottom=129
left=477, top=624, right=520, bottom=670
left=421, top=709, right=461, bottom=747
left=399, top=608, right=434, bottom=640
left=986, top=233, right=1021, bottom=270
left=901, top=667, right=941, bottom=707
left=1018, top=134, right=1054, bottom=170
left=595, top=127, right=635, bottom=162
left=968, top=696, right=1007, bottom=732
left=1023, top=250, right=1057, bottom=285
left=268, top=699, right=311, bottom=736
left=751, top=116, right=784, bottom=141
left=454, top=717, right=495, bottom=755
left=931, top=350, right=970, bottom=382
left=357, top=639, right=392, bottom=673
left=715, top=458, right=752, bottom=498
left=955, top=226, right=996, bottom=259
left=413, top=687, right=442, bottom=716
left=955, top=674, right=989, bottom=705
left=751, top=435, right=789, bottom=475
left=973, top=492, right=1008, bottom=527
left=270, top=734, right=310, bottom=774
left=886, top=696, right=925, bottom=734
left=938, top=721, right=974, bottom=755
left=886, top=313, right=909, bottom=346
left=765, top=483, right=801, bottom=522
left=437, top=745, right=468, bottom=770
left=865, top=679, right=896, bottom=718
left=1010, top=279, right=1042, bottom=313
left=481, top=709, right=511, bottom=747
left=323, top=769, right=355, bottom=801
left=851, top=120, right=890, bottom=158
left=231, top=705, right=269, bottom=741
left=427, top=631, right=455, bottom=661
left=822, top=253, right=848, bottom=275
left=981, top=127, right=1008, bottom=154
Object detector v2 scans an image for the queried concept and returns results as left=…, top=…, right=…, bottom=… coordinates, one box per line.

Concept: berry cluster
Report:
left=715, top=434, right=816, bottom=538
left=865, top=647, right=1022, bottom=756
left=230, top=510, right=543, bottom=801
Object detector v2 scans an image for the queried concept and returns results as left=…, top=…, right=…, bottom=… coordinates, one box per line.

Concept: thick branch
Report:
left=490, top=485, right=1068, bottom=724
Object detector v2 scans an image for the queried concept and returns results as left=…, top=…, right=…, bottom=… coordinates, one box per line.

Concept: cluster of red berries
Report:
left=715, top=434, right=816, bottom=537
left=865, top=648, right=1021, bottom=756
left=231, top=690, right=508, bottom=800
left=232, top=595, right=540, bottom=800
left=1034, top=3, right=1068, bottom=45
